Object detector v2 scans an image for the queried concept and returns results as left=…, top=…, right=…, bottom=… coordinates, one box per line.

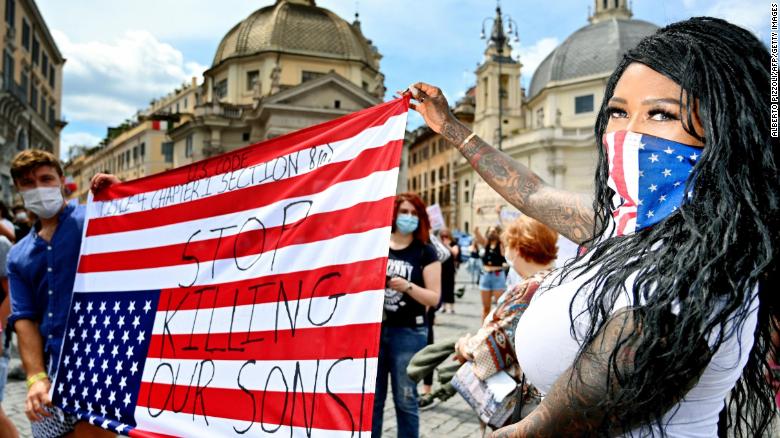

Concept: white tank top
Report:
left=514, top=267, right=758, bottom=437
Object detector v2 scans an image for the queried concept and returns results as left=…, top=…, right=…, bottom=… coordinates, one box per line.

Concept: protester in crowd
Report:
left=438, top=228, right=459, bottom=314
left=0, top=235, right=19, bottom=438
left=418, top=227, right=459, bottom=410
left=467, top=240, right=481, bottom=285
left=453, top=216, right=557, bottom=430
left=407, top=16, right=777, bottom=436
left=0, top=202, right=15, bottom=243
left=474, top=226, right=505, bottom=320
left=7, top=149, right=119, bottom=438
left=11, top=205, right=31, bottom=242
left=374, top=192, right=442, bottom=437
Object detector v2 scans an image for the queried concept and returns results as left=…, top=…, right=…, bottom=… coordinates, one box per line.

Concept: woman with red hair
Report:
left=372, top=192, right=442, bottom=438
left=454, top=216, right=558, bottom=428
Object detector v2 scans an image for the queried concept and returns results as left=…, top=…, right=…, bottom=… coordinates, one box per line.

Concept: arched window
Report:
left=16, top=129, right=28, bottom=151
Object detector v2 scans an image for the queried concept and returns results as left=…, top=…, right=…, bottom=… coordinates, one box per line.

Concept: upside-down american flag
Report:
left=49, top=97, right=410, bottom=437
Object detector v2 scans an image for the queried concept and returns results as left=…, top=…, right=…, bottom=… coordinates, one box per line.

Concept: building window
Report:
left=32, top=37, right=39, bottom=65
left=21, top=19, right=29, bottom=50
left=301, top=71, right=324, bottom=83
left=412, top=177, right=417, bottom=191
left=162, top=142, right=173, bottom=163
left=185, top=134, right=193, bottom=158
left=16, top=129, right=27, bottom=151
left=430, top=170, right=435, bottom=184
left=334, top=100, right=341, bottom=109
left=140, top=142, right=145, bottom=157
left=246, top=70, right=259, bottom=90
left=183, top=97, right=188, bottom=108
left=133, top=146, right=138, bottom=160
left=40, top=95, right=46, bottom=116
left=242, top=132, right=250, bottom=142
left=464, top=190, right=469, bottom=203
left=42, top=53, right=49, bottom=77
left=48, top=66, right=55, bottom=88
left=536, top=108, right=544, bottom=127
left=465, top=179, right=469, bottom=187
left=214, top=79, right=227, bottom=99
left=125, top=150, right=131, bottom=168
left=3, top=51, right=13, bottom=90
left=48, top=104, right=54, bottom=126
left=575, top=94, right=594, bottom=114
left=30, top=85, right=38, bottom=111
left=439, top=166, right=444, bottom=181
left=175, top=103, right=179, bottom=113
left=4, top=0, right=14, bottom=28
left=20, top=70, right=28, bottom=99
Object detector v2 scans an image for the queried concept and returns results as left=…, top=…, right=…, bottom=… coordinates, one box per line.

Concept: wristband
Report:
left=26, top=371, right=48, bottom=389
left=406, top=281, right=413, bottom=292
left=460, top=132, right=477, bottom=148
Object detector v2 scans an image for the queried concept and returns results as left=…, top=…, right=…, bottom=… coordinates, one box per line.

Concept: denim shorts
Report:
left=479, top=269, right=506, bottom=291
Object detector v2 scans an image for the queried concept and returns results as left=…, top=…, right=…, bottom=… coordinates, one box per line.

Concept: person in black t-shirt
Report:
left=475, top=226, right=506, bottom=320
left=372, top=192, right=441, bottom=438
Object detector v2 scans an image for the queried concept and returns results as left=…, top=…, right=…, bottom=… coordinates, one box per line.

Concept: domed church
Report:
left=457, top=0, right=658, bottom=232
left=168, top=0, right=385, bottom=164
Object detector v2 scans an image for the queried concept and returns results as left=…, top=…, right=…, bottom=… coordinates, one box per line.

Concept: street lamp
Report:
left=481, top=2, right=519, bottom=151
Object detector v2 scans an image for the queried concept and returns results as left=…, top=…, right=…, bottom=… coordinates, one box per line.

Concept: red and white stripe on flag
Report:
left=59, top=97, right=410, bottom=437
left=605, top=130, right=639, bottom=235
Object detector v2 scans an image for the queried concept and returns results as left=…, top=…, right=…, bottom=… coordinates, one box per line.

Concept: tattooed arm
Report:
left=408, top=82, right=597, bottom=245
left=488, top=309, right=636, bottom=437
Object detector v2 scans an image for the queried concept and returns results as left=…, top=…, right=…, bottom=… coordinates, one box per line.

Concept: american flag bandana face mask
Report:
left=604, top=130, right=701, bottom=236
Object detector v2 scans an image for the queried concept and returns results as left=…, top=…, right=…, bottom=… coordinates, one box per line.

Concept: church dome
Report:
left=528, top=17, right=658, bottom=99
left=212, top=0, right=379, bottom=70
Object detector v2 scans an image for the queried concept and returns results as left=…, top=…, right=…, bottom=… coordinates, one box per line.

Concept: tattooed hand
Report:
left=407, top=83, right=457, bottom=135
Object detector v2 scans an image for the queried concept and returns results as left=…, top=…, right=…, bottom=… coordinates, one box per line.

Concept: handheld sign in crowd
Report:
left=426, top=204, right=445, bottom=231
left=49, top=97, right=410, bottom=437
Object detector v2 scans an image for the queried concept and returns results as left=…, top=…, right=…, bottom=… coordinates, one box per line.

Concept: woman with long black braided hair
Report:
left=407, top=16, right=777, bottom=437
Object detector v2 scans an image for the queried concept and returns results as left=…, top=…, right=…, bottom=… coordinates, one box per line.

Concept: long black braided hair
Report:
left=560, top=17, right=777, bottom=436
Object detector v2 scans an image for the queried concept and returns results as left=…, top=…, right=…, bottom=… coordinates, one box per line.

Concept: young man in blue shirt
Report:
left=7, top=149, right=117, bottom=438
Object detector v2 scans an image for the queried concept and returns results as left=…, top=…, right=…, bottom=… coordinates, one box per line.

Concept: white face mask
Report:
left=21, top=187, right=64, bottom=219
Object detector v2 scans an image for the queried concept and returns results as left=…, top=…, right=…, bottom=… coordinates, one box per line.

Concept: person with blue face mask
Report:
left=406, top=16, right=776, bottom=437
left=373, top=192, right=441, bottom=438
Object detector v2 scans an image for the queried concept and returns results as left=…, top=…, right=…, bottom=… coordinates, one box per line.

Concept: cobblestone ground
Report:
left=2, top=267, right=778, bottom=437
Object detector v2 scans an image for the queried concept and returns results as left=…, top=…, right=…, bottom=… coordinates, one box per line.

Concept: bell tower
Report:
left=473, top=4, right=523, bottom=150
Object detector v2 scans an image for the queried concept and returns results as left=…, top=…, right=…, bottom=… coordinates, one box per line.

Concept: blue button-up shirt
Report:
left=7, top=200, right=85, bottom=377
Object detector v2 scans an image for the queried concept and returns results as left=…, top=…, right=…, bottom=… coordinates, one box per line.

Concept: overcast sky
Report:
left=36, top=0, right=770, bottom=160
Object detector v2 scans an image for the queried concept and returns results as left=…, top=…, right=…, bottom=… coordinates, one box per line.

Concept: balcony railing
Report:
left=195, top=102, right=246, bottom=120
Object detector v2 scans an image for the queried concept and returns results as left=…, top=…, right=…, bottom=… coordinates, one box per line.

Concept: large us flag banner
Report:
left=49, top=97, right=410, bottom=437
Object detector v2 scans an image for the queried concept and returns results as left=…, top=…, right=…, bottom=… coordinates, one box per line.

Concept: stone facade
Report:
left=0, top=0, right=64, bottom=203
